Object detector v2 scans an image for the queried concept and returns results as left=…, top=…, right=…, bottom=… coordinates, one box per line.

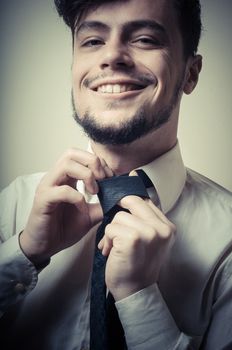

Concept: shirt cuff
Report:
left=0, top=234, right=38, bottom=315
left=115, top=283, right=183, bottom=350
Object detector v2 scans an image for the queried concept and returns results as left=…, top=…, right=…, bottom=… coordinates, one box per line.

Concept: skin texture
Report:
left=20, top=0, right=202, bottom=300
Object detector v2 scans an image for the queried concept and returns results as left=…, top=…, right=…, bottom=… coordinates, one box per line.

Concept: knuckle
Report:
left=160, top=223, right=174, bottom=239
left=65, top=147, right=77, bottom=158
left=89, top=154, right=101, bottom=169
left=61, top=157, right=70, bottom=169
left=57, top=148, right=75, bottom=164
left=83, top=167, right=94, bottom=182
left=127, top=230, right=141, bottom=246
left=113, top=211, right=127, bottom=222
left=146, top=225, right=157, bottom=238
left=59, top=185, right=70, bottom=197
left=121, top=195, right=136, bottom=206
left=55, top=155, right=70, bottom=172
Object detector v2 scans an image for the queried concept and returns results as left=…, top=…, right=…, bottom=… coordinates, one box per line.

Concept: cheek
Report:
left=153, top=54, right=178, bottom=97
left=72, top=55, right=89, bottom=92
left=154, top=53, right=173, bottom=80
left=139, top=52, right=173, bottom=93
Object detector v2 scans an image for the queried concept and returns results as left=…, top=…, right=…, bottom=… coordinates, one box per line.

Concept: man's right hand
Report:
left=19, top=148, right=111, bottom=266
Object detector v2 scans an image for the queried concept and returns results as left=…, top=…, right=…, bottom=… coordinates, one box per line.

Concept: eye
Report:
left=131, top=36, right=162, bottom=49
left=81, top=38, right=104, bottom=47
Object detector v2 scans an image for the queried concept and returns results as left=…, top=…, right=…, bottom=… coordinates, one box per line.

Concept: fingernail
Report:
left=129, top=170, right=138, bottom=176
left=98, top=240, right=103, bottom=250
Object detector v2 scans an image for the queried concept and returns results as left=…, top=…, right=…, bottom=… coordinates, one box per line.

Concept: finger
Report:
left=98, top=235, right=113, bottom=256
left=42, top=148, right=107, bottom=185
left=118, top=196, right=175, bottom=237
left=36, top=185, right=88, bottom=215
left=113, top=210, right=157, bottom=235
left=112, top=209, right=174, bottom=240
left=88, top=203, right=103, bottom=226
left=119, top=195, right=174, bottom=227
left=99, top=158, right=114, bottom=177
left=101, top=223, right=136, bottom=256
left=98, top=236, right=105, bottom=250
left=128, top=170, right=174, bottom=226
left=42, top=160, right=100, bottom=194
left=118, top=195, right=160, bottom=222
left=67, top=148, right=107, bottom=180
left=145, top=198, right=174, bottom=226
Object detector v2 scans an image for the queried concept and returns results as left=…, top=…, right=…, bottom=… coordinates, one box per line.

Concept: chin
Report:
left=88, top=110, right=134, bottom=127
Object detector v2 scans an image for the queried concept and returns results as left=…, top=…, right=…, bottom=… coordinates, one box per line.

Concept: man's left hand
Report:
left=98, top=195, right=176, bottom=301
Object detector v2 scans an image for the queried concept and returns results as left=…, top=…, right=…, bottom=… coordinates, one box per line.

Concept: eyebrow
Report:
left=124, top=20, right=166, bottom=35
left=76, top=21, right=109, bottom=36
left=76, top=19, right=167, bottom=37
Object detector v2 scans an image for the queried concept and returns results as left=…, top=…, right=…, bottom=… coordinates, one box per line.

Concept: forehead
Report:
left=77, top=0, right=178, bottom=32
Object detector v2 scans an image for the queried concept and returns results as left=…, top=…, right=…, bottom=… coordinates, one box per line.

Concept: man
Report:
left=0, top=0, right=232, bottom=349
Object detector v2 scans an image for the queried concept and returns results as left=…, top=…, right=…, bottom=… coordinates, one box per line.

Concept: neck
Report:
left=91, top=121, right=178, bottom=175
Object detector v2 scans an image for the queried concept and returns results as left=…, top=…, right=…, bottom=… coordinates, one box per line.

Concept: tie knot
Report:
left=97, top=172, right=150, bottom=215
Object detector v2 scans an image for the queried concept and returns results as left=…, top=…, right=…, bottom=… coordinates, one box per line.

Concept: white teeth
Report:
left=97, top=84, right=140, bottom=94
left=113, top=84, right=121, bottom=93
left=106, top=84, right=113, bottom=93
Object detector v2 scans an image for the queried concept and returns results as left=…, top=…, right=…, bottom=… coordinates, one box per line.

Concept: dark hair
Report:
left=174, top=0, right=202, bottom=58
left=54, top=0, right=202, bottom=58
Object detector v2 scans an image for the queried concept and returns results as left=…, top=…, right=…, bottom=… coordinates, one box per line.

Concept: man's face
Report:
left=72, top=0, right=186, bottom=145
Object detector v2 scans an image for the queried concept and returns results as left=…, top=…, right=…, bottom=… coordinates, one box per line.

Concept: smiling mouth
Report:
left=93, top=83, right=146, bottom=94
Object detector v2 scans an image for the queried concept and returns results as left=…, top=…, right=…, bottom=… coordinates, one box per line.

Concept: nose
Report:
left=100, top=37, right=134, bottom=70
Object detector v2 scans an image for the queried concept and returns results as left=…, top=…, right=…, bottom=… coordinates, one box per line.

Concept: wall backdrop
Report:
left=0, top=0, right=232, bottom=191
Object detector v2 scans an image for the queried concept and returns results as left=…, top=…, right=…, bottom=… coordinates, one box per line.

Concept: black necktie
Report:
left=90, top=170, right=154, bottom=350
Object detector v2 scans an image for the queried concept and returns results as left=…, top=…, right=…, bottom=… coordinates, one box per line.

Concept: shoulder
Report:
left=185, top=168, right=232, bottom=211
left=1, top=172, right=45, bottom=197
left=169, top=169, right=232, bottom=271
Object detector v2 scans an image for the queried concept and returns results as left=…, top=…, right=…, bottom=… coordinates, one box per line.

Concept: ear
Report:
left=183, top=54, right=202, bottom=95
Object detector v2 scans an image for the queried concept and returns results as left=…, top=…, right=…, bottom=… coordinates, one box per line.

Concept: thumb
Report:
left=88, top=203, right=103, bottom=226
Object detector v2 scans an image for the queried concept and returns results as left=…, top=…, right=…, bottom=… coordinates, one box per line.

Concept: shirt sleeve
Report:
left=116, top=283, right=191, bottom=350
left=0, top=234, right=38, bottom=317
left=0, top=174, right=44, bottom=317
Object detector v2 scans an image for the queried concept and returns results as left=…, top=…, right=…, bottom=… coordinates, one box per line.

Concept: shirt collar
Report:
left=87, top=141, right=186, bottom=214
left=136, top=142, right=186, bottom=213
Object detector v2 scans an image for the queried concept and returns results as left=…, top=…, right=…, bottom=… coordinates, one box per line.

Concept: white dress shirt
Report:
left=1, top=142, right=232, bottom=350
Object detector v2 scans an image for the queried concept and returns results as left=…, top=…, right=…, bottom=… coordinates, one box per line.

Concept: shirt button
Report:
left=14, top=282, right=26, bottom=293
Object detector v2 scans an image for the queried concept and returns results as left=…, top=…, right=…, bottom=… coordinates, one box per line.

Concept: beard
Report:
left=72, top=77, right=183, bottom=146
